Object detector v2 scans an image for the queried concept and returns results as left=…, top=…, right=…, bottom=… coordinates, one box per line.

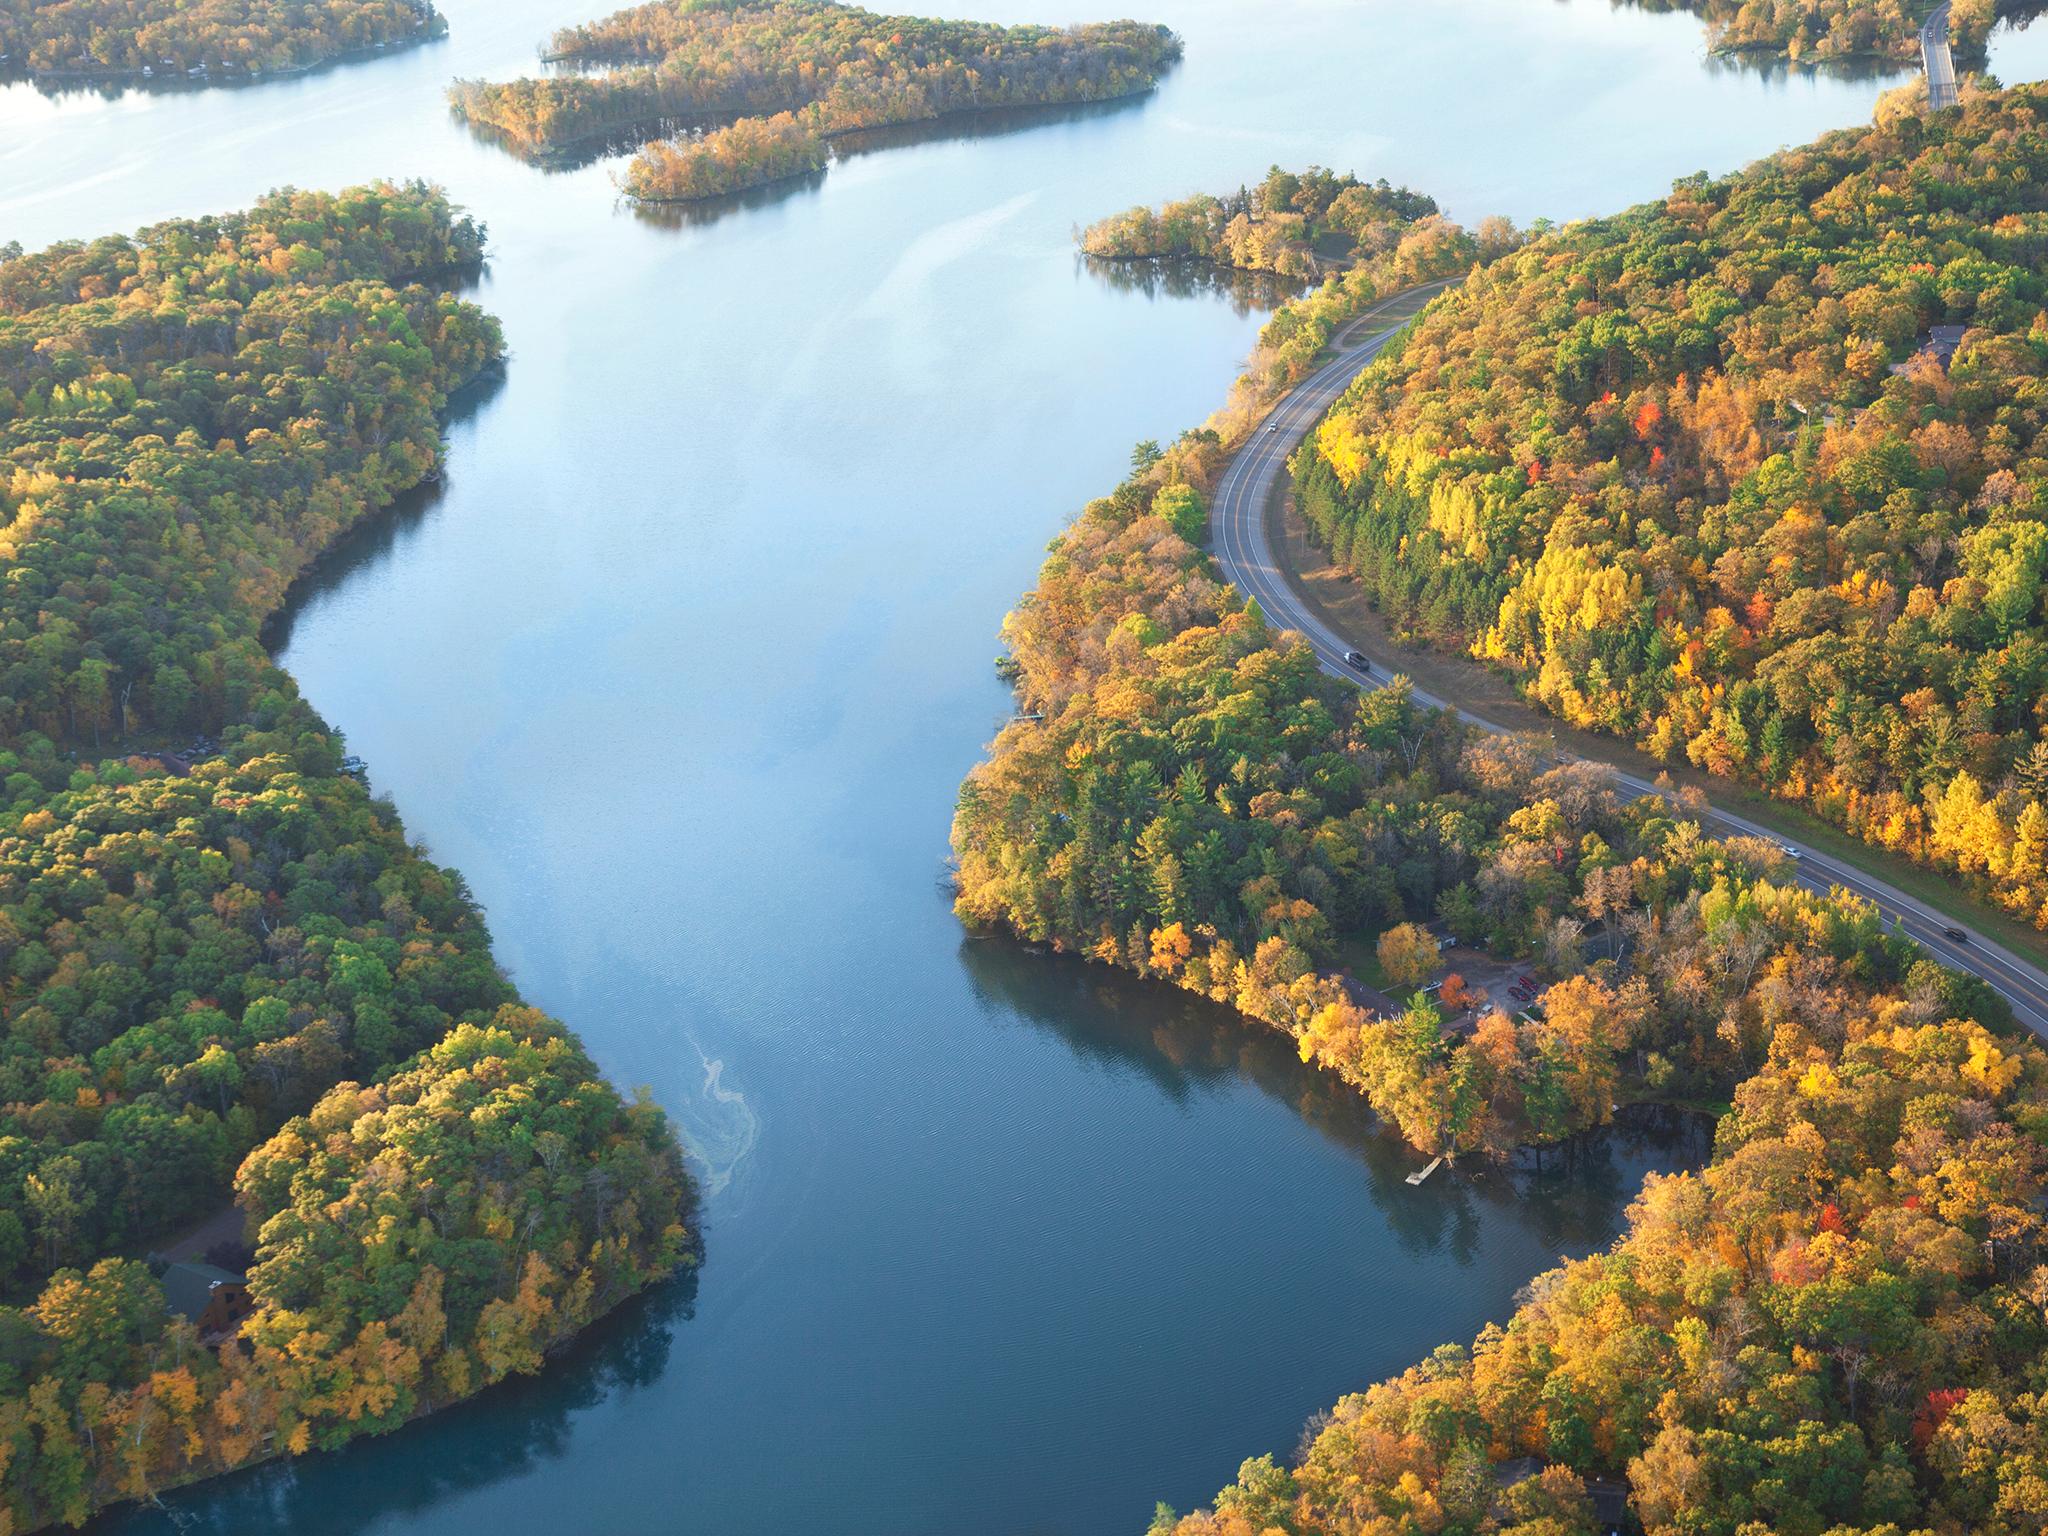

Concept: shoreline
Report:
left=627, top=158, right=827, bottom=207
left=78, top=1263, right=698, bottom=1532
left=3, top=25, right=445, bottom=93
left=257, top=355, right=503, bottom=657
left=0, top=201, right=695, bottom=1532
left=961, top=920, right=1717, bottom=1172
left=469, top=82, right=1165, bottom=179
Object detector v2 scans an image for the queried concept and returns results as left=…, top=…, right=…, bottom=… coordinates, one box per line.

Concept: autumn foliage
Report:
left=0, top=188, right=693, bottom=1531
left=950, top=270, right=2009, bottom=1163
left=449, top=0, right=1181, bottom=203
left=0, top=0, right=445, bottom=83
left=1627, top=0, right=2008, bottom=65
left=1156, top=975, right=2048, bottom=1535
left=965, top=124, right=2048, bottom=1533
left=1080, top=166, right=1463, bottom=283
left=1295, top=86, right=2048, bottom=929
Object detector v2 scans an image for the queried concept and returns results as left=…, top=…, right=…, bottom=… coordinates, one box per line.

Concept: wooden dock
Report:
left=1406, top=1156, right=1443, bottom=1186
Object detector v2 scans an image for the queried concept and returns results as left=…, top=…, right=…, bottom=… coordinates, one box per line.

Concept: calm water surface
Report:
left=7, top=2, right=2045, bottom=1530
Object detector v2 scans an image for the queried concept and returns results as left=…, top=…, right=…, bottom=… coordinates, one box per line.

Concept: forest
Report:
left=0, top=0, right=444, bottom=82
left=0, top=185, right=693, bottom=1532
left=952, top=380, right=2002, bottom=1161
left=447, top=0, right=1181, bottom=202
left=1290, top=84, right=2048, bottom=933
left=959, top=111, right=2048, bottom=1528
left=1078, top=165, right=1448, bottom=281
left=1624, top=0, right=2010, bottom=64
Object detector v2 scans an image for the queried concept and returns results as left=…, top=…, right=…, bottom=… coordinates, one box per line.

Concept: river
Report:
left=5, top=1, right=2043, bottom=1530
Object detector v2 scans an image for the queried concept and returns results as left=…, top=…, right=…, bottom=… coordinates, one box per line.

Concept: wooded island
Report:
left=448, top=0, right=1181, bottom=203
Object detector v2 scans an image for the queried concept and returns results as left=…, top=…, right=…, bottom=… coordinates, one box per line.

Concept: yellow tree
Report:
left=1377, top=922, right=1440, bottom=991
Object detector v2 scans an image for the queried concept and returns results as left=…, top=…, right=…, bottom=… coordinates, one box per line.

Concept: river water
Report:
left=7, top=2, right=2044, bottom=1531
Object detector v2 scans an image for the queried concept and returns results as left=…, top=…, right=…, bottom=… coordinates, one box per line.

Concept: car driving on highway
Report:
left=1343, top=650, right=1371, bottom=674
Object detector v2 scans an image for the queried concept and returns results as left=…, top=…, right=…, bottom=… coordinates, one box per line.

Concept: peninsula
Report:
left=0, top=184, right=693, bottom=1533
left=961, top=84, right=2048, bottom=1536
left=0, top=0, right=444, bottom=86
left=1079, top=166, right=1485, bottom=282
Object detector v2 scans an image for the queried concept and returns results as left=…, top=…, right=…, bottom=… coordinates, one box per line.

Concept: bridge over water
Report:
left=1923, top=0, right=1960, bottom=109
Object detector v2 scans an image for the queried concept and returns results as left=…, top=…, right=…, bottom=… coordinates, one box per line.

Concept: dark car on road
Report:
left=1943, top=927, right=1970, bottom=944
left=1343, top=650, right=1371, bottom=674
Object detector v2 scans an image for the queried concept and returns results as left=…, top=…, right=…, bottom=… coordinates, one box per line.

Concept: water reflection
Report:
left=628, top=95, right=1157, bottom=230
left=451, top=113, right=663, bottom=173
left=0, top=36, right=451, bottom=101
left=1606, top=0, right=2048, bottom=78
left=957, top=933, right=1707, bottom=1266
left=95, top=1272, right=698, bottom=1536
left=1692, top=47, right=1901, bottom=84
left=1078, top=255, right=1304, bottom=318
left=262, top=367, right=506, bottom=658
left=626, top=166, right=832, bottom=230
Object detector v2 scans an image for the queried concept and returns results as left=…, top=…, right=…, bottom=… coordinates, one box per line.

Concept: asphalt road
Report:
left=1923, top=1, right=1959, bottom=109
left=1209, top=286, right=2048, bottom=1038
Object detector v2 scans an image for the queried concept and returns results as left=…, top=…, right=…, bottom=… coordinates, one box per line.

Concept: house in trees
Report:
left=1890, top=322, right=1968, bottom=374
left=160, top=1262, right=255, bottom=1343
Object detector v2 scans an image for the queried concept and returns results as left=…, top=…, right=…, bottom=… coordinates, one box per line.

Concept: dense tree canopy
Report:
left=448, top=0, right=1181, bottom=203
left=0, top=183, right=498, bottom=751
left=1079, top=165, right=1459, bottom=281
left=1294, top=86, right=2048, bottom=930
left=952, top=403, right=2002, bottom=1161
left=0, top=0, right=445, bottom=83
left=0, top=186, right=692, bottom=1532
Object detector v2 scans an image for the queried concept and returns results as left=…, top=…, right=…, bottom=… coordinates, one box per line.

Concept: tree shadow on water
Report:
left=262, top=366, right=509, bottom=658
left=956, top=931, right=1707, bottom=1267
left=90, top=1269, right=699, bottom=1536
left=628, top=167, right=832, bottom=232
left=627, top=93, right=1155, bottom=232
left=1077, top=256, right=1307, bottom=319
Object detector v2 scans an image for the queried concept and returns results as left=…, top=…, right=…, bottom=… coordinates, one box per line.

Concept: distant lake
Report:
left=6, top=1, right=2040, bottom=1530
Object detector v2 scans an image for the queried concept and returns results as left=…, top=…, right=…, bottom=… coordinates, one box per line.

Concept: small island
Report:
left=0, top=0, right=445, bottom=86
left=1079, top=166, right=1456, bottom=280
left=448, top=0, right=1182, bottom=204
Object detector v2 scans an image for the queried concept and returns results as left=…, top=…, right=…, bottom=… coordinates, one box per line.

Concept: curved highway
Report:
left=1210, top=285, right=2048, bottom=1038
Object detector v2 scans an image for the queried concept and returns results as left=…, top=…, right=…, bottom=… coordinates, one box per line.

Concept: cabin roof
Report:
left=160, top=1262, right=246, bottom=1322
